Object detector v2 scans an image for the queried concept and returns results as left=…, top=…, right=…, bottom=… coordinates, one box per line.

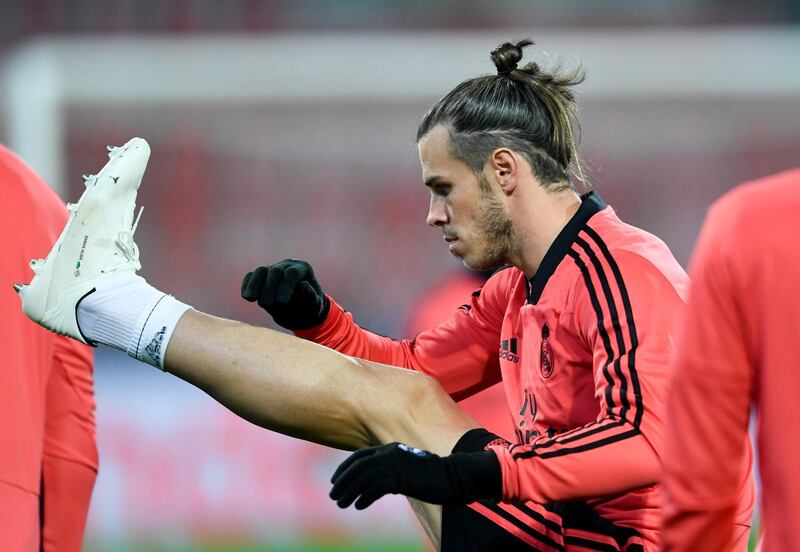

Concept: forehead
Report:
left=418, top=125, right=452, bottom=164
left=418, top=125, right=470, bottom=182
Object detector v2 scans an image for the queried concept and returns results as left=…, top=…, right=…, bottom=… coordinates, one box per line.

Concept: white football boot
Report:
left=15, top=137, right=150, bottom=344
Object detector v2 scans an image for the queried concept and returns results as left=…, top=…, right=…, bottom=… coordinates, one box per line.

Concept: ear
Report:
left=489, top=148, right=519, bottom=196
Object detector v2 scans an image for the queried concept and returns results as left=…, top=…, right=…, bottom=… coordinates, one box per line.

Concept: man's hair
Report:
left=417, top=39, right=586, bottom=190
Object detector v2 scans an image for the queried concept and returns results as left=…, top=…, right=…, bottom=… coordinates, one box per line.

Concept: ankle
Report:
left=76, top=275, right=191, bottom=369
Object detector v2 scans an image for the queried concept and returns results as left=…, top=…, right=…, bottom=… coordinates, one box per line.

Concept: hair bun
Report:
left=490, top=39, right=534, bottom=75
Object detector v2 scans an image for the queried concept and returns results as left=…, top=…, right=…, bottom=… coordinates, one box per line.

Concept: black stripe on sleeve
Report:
left=511, top=417, right=625, bottom=460
left=514, top=428, right=640, bottom=460
left=535, top=418, right=625, bottom=448
left=582, top=226, right=643, bottom=428
left=535, top=429, right=640, bottom=459
left=566, top=249, right=616, bottom=414
left=574, top=236, right=633, bottom=423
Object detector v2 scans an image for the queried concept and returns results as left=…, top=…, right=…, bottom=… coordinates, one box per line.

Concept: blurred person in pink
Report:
left=0, top=145, right=97, bottom=551
left=662, top=168, right=800, bottom=551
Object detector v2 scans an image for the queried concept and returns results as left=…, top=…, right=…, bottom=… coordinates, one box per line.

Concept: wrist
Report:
left=444, top=450, right=503, bottom=503
left=293, top=294, right=337, bottom=337
left=317, top=293, right=331, bottom=324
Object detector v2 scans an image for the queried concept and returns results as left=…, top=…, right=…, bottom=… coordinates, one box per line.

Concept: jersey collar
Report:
left=526, top=191, right=607, bottom=304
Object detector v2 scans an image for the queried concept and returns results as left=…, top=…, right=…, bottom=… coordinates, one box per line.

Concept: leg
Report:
left=166, top=310, right=479, bottom=454
left=15, top=139, right=476, bottom=548
left=166, top=310, right=480, bottom=548
left=441, top=429, right=565, bottom=552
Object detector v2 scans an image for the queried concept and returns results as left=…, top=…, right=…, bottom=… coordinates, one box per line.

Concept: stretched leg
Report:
left=14, top=138, right=477, bottom=548
left=166, top=310, right=477, bottom=454
left=167, top=309, right=478, bottom=546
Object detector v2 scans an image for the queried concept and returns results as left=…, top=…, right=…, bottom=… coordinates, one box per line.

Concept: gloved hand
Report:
left=241, top=259, right=330, bottom=330
left=329, top=442, right=502, bottom=510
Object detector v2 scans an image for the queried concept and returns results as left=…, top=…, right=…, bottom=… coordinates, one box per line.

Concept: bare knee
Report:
left=353, top=360, right=478, bottom=455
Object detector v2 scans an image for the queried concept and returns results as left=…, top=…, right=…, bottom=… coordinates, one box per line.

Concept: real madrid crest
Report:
left=540, top=324, right=554, bottom=379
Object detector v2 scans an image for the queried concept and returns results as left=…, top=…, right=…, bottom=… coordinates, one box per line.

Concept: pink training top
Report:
left=662, top=169, right=800, bottom=551
left=297, top=192, right=754, bottom=548
left=0, top=144, right=95, bottom=495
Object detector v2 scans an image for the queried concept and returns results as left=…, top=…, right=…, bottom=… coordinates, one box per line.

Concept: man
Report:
left=241, top=40, right=755, bottom=549
left=662, top=168, right=800, bottom=551
left=16, top=41, right=752, bottom=550
left=1, top=145, right=97, bottom=551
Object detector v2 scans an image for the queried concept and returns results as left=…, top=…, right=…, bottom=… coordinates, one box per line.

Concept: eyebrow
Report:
left=424, top=175, right=444, bottom=188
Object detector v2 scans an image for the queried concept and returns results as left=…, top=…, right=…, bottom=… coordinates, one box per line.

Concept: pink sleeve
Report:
left=47, top=335, right=97, bottom=469
left=294, top=270, right=515, bottom=400
left=661, top=204, right=754, bottom=551
left=42, top=336, right=97, bottom=551
left=491, top=434, right=659, bottom=503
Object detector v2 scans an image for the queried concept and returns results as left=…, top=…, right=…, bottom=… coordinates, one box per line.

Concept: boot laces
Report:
left=115, top=206, right=143, bottom=263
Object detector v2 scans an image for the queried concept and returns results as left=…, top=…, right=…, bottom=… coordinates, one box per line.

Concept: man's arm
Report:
left=244, top=260, right=510, bottom=400
left=661, top=204, right=753, bottom=551
left=42, top=336, right=98, bottom=552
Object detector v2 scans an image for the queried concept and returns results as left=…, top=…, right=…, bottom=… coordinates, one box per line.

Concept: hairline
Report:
left=420, top=123, right=573, bottom=191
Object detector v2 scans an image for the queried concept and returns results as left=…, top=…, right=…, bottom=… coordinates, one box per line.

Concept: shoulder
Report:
left=570, top=208, right=689, bottom=321
left=568, top=209, right=690, bottom=308
left=705, top=167, right=800, bottom=244
left=483, top=265, right=525, bottom=292
left=473, top=266, right=526, bottom=308
left=713, top=167, right=800, bottom=213
left=690, top=168, right=800, bottom=293
left=0, top=144, right=67, bottom=231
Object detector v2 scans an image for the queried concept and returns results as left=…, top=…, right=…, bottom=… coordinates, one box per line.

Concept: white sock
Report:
left=76, top=275, right=192, bottom=370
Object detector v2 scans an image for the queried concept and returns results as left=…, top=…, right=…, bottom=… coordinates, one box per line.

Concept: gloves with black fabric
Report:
left=241, top=259, right=330, bottom=330
left=329, top=442, right=502, bottom=510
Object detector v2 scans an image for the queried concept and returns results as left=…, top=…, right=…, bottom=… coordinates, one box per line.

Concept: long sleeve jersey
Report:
left=296, top=192, right=753, bottom=546
left=662, top=170, right=800, bottom=551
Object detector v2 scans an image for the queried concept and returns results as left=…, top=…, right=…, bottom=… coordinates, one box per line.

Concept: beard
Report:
left=459, top=180, right=515, bottom=271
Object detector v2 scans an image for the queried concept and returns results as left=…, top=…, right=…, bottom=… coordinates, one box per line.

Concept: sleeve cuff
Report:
left=488, top=445, right=519, bottom=501
left=447, top=450, right=504, bottom=503
left=293, top=295, right=344, bottom=341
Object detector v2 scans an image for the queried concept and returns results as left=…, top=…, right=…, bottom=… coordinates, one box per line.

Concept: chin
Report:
left=461, top=255, right=503, bottom=272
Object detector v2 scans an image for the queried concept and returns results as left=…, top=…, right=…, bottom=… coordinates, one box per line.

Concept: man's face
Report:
left=418, top=126, right=514, bottom=271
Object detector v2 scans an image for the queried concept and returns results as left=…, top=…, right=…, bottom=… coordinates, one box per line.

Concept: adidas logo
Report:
left=499, top=338, right=519, bottom=363
left=144, top=326, right=167, bottom=365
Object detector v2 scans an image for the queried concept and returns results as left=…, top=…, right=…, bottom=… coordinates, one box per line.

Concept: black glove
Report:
left=241, top=259, right=330, bottom=330
left=329, top=442, right=502, bottom=510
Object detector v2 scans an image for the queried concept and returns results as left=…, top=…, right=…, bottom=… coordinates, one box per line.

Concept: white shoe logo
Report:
left=144, top=326, right=167, bottom=365
left=75, top=235, right=89, bottom=277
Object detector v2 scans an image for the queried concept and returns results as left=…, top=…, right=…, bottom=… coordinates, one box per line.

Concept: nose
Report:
left=426, top=196, right=448, bottom=228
